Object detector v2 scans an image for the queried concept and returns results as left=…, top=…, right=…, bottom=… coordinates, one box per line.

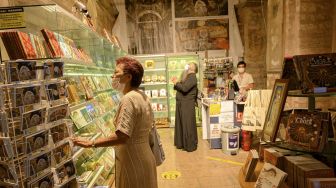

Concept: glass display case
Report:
left=0, top=4, right=125, bottom=187
left=167, top=55, right=201, bottom=127
left=135, top=55, right=170, bottom=128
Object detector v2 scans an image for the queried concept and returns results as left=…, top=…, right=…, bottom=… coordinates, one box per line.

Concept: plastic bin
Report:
left=221, top=125, right=240, bottom=155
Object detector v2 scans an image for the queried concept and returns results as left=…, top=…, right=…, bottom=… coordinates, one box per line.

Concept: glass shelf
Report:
left=1, top=5, right=126, bottom=69
left=141, top=82, right=167, bottom=86
left=87, top=166, right=105, bottom=188
left=288, top=90, right=336, bottom=97
left=169, top=69, right=185, bottom=71
left=144, top=68, right=166, bottom=72
left=0, top=5, right=120, bottom=188
left=150, top=97, right=168, bottom=99
left=265, top=141, right=336, bottom=155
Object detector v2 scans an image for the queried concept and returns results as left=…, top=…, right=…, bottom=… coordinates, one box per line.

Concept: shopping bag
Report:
left=242, top=90, right=258, bottom=126
left=149, top=109, right=165, bottom=166
left=255, top=90, right=272, bottom=130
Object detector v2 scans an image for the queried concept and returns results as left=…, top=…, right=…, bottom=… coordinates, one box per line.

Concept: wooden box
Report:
left=297, top=162, right=334, bottom=188
left=284, top=155, right=315, bottom=188
left=307, top=178, right=336, bottom=188
left=264, top=148, right=285, bottom=170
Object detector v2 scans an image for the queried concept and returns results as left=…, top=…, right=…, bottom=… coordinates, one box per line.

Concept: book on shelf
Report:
left=242, top=149, right=259, bottom=181
left=41, top=28, right=93, bottom=63
left=0, top=31, right=50, bottom=60
left=41, top=28, right=64, bottom=58
left=255, top=162, right=287, bottom=188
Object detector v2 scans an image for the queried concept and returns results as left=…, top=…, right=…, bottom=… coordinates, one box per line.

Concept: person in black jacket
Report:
left=172, top=63, right=198, bottom=152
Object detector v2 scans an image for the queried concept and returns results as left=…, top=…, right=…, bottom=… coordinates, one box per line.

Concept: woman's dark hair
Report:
left=237, top=61, right=246, bottom=67
left=116, top=57, right=144, bottom=88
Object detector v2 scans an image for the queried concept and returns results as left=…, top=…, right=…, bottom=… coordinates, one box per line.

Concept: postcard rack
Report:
left=0, top=4, right=126, bottom=188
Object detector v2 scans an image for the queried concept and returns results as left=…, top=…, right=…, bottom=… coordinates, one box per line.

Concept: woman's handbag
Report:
left=149, top=122, right=165, bottom=166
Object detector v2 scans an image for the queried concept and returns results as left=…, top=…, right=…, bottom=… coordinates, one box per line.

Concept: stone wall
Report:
left=235, top=1, right=267, bottom=89
left=266, top=0, right=336, bottom=109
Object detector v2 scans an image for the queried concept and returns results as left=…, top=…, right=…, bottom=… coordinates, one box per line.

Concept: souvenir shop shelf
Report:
left=167, top=54, right=201, bottom=127
left=263, top=91, right=336, bottom=155
left=135, top=55, right=170, bottom=128
left=287, top=91, right=336, bottom=111
left=0, top=4, right=126, bottom=187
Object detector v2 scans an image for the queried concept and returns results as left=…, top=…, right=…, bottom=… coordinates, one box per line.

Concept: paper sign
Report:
left=210, top=124, right=221, bottom=139
left=0, top=8, right=25, bottom=30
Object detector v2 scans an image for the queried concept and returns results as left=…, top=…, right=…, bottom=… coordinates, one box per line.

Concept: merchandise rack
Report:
left=167, top=54, right=201, bottom=127
left=0, top=4, right=126, bottom=187
left=134, top=54, right=202, bottom=128
left=265, top=91, right=336, bottom=154
left=239, top=90, right=336, bottom=187
left=134, top=55, right=170, bottom=128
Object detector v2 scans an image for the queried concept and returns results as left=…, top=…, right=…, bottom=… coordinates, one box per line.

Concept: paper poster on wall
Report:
left=175, top=19, right=229, bottom=52
left=175, top=0, right=228, bottom=18
left=125, top=0, right=173, bottom=54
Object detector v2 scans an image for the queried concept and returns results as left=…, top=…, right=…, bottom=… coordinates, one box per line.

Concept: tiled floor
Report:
left=156, top=127, right=248, bottom=188
left=112, top=127, right=248, bottom=188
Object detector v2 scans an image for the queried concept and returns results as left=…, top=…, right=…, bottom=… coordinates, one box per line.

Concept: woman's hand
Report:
left=171, top=77, right=178, bottom=84
left=71, top=137, right=93, bottom=148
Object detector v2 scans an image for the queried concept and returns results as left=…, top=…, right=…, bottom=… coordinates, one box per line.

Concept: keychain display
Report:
left=21, top=108, right=46, bottom=130
left=0, top=161, right=18, bottom=186
left=54, top=160, right=76, bottom=185
left=0, top=111, right=9, bottom=133
left=53, top=142, right=72, bottom=165
left=45, top=81, right=67, bottom=102
left=0, top=137, right=14, bottom=159
left=27, top=172, right=54, bottom=188
left=47, top=104, right=68, bottom=123
left=25, top=151, right=51, bottom=177
left=50, top=122, right=70, bottom=145
left=7, top=61, right=37, bottom=83
left=25, top=130, right=49, bottom=154
left=44, top=61, right=64, bottom=79
left=10, top=85, right=41, bottom=108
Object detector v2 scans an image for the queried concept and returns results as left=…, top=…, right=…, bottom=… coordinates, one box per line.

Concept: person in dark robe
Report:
left=172, top=63, right=198, bottom=152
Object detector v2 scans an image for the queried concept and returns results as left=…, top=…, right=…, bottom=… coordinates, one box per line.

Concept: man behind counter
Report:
left=232, top=61, right=254, bottom=93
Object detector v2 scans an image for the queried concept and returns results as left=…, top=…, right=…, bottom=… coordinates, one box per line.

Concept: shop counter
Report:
left=201, top=98, right=235, bottom=149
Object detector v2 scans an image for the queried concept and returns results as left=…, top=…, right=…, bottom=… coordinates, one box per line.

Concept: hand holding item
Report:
left=239, top=87, right=247, bottom=94
left=71, top=137, right=92, bottom=148
left=171, top=77, right=178, bottom=84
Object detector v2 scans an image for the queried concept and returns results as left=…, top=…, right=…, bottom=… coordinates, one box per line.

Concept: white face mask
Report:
left=238, top=67, right=245, bottom=73
left=112, top=77, right=125, bottom=92
left=184, top=64, right=189, bottom=71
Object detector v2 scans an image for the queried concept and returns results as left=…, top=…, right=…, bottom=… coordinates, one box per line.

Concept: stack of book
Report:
left=0, top=31, right=49, bottom=60
left=41, top=29, right=93, bottom=64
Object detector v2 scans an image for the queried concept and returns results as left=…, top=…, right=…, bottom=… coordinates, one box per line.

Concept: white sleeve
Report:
left=247, top=74, right=254, bottom=84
